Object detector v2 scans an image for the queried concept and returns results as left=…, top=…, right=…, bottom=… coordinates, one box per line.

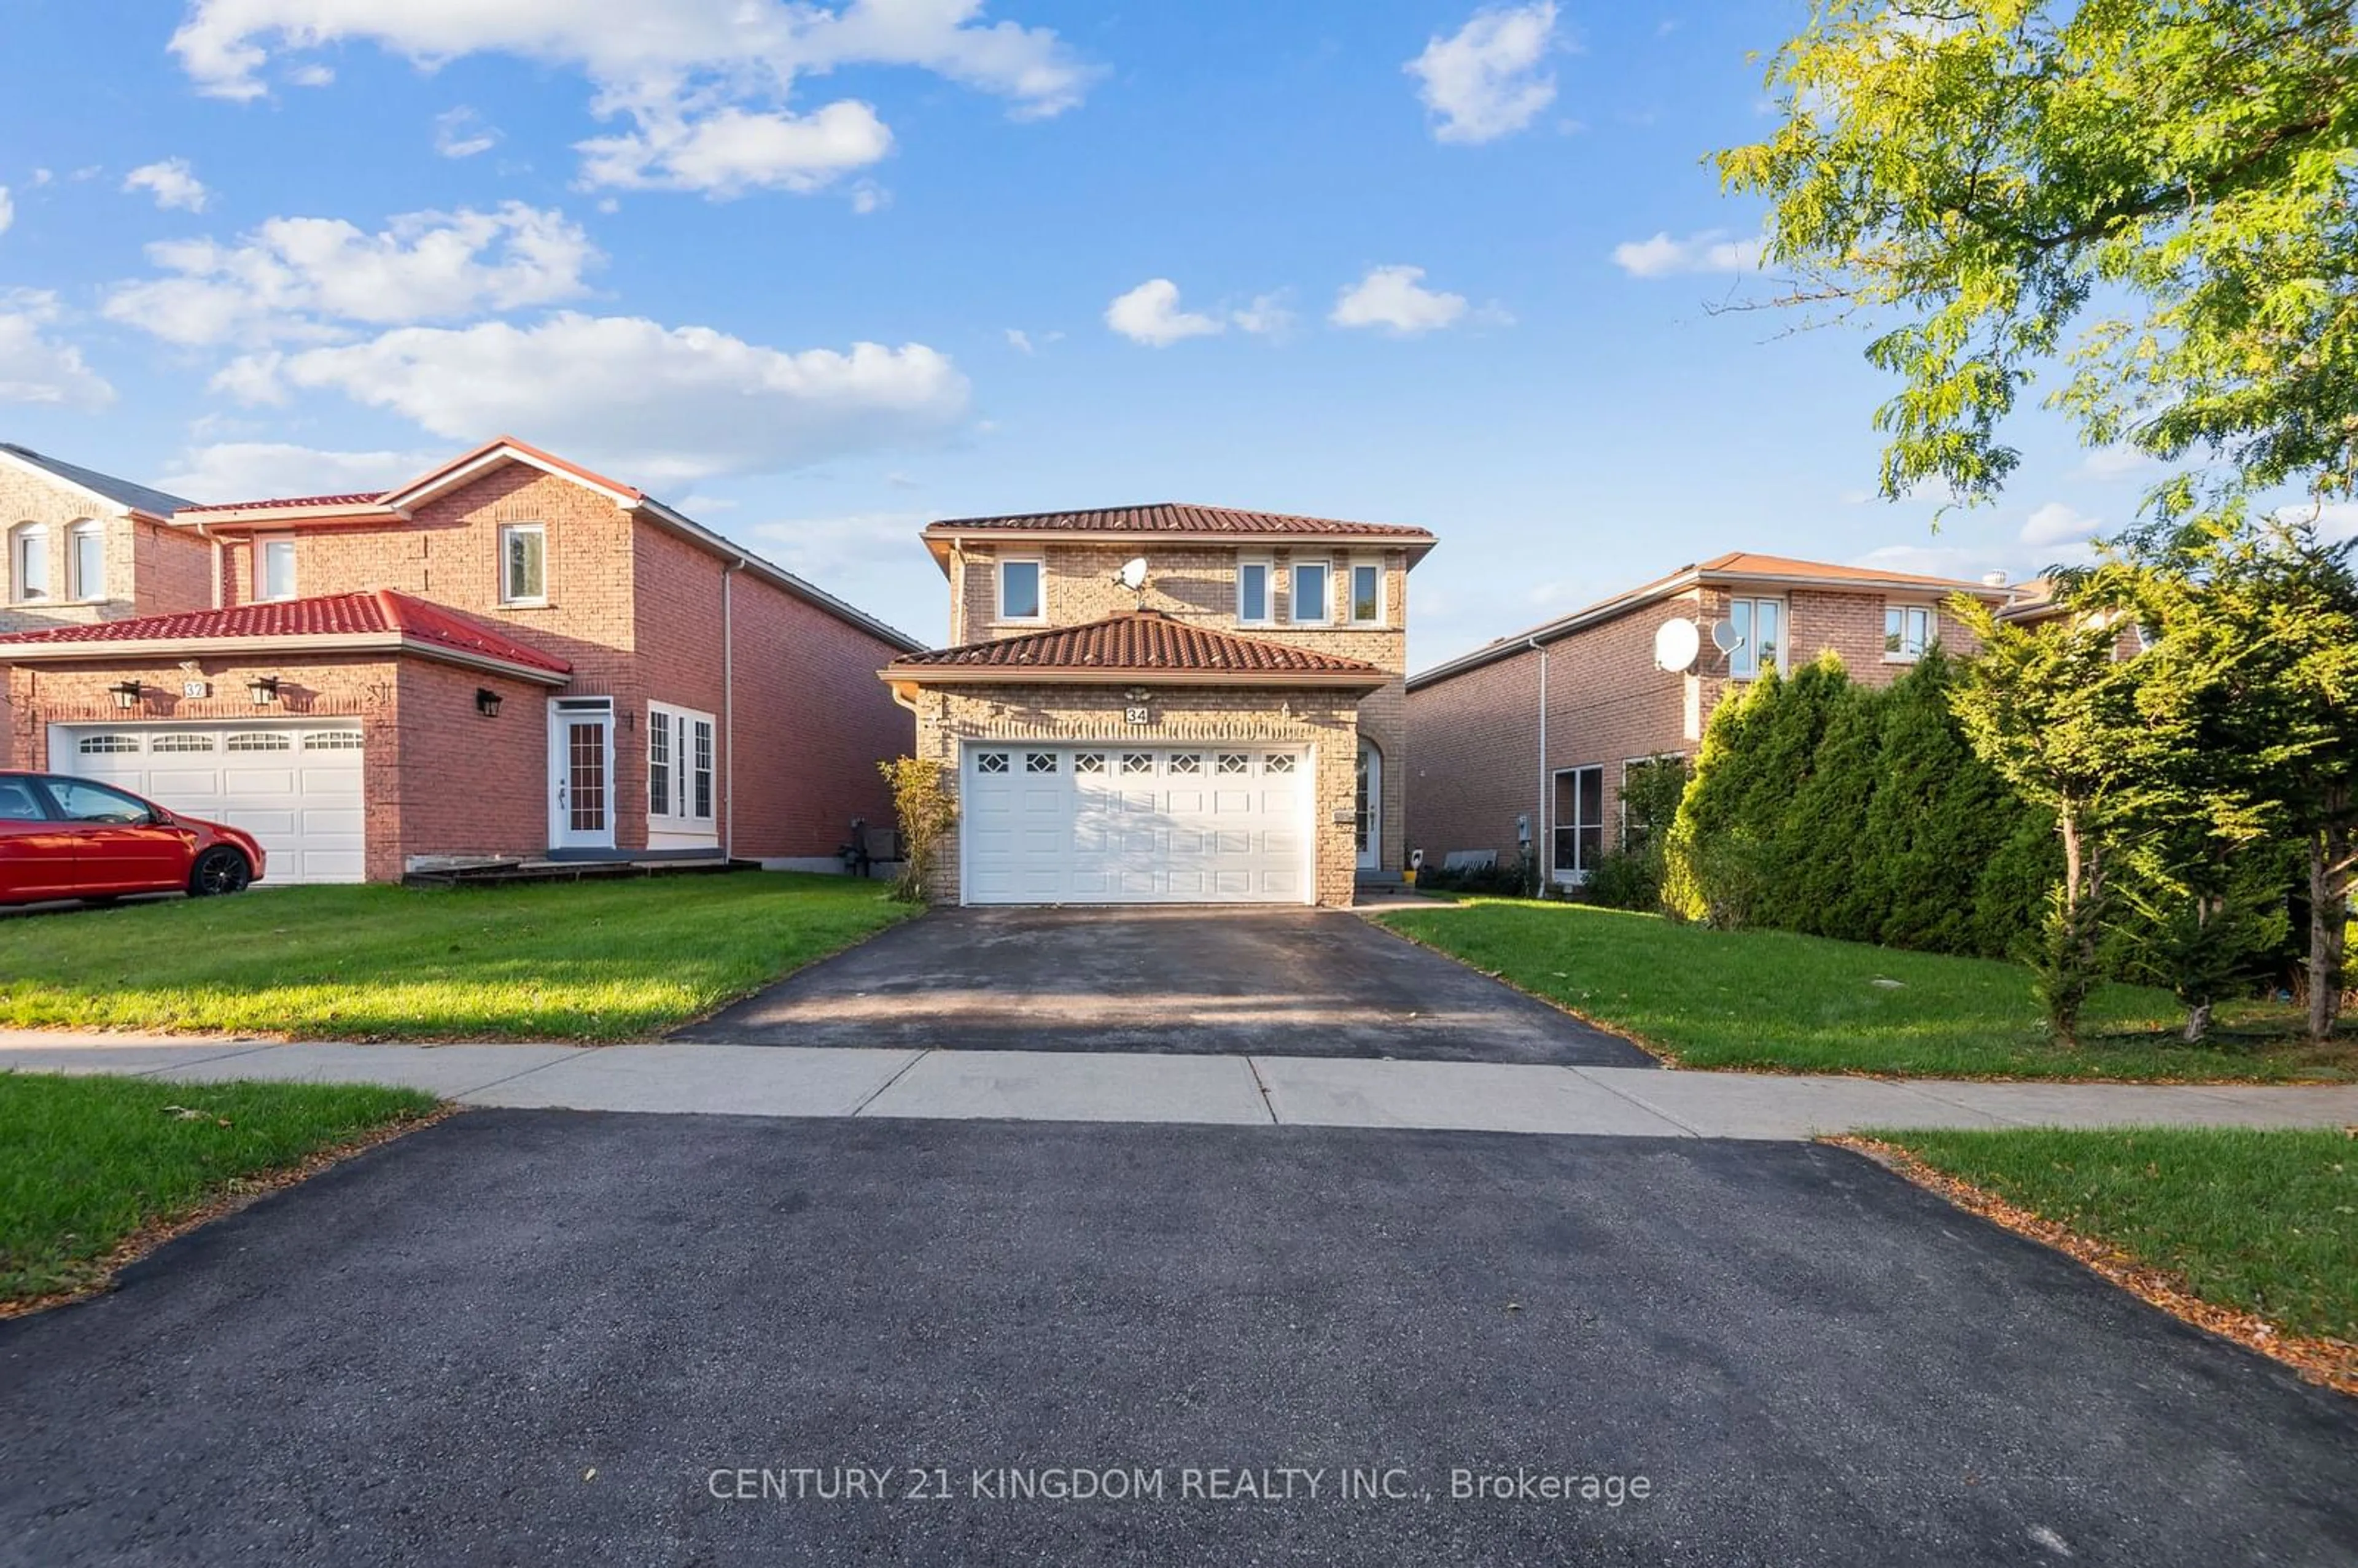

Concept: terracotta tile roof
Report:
left=924, top=502, right=1434, bottom=541
left=1698, top=552, right=1999, bottom=591
left=194, top=491, right=386, bottom=511
left=890, top=610, right=1383, bottom=676
left=0, top=589, right=572, bottom=675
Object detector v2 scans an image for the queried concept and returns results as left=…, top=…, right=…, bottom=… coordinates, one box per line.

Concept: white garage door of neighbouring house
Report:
left=52, top=723, right=367, bottom=885
left=962, top=743, right=1312, bottom=905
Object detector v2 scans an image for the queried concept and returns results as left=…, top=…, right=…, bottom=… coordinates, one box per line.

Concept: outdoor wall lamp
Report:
left=475, top=688, right=502, bottom=718
left=109, top=680, right=142, bottom=710
left=246, top=675, right=280, bottom=706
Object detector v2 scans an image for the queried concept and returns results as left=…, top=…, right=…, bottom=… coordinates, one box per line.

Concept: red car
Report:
left=0, top=771, right=266, bottom=906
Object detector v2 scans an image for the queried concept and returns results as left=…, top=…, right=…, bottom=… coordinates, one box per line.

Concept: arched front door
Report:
left=1355, top=739, right=1381, bottom=872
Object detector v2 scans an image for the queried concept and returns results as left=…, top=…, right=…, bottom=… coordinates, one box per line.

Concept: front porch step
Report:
left=402, top=856, right=758, bottom=888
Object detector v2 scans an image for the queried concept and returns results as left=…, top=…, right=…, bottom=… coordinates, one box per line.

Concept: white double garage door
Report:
left=53, top=723, right=367, bottom=884
left=963, top=742, right=1312, bottom=905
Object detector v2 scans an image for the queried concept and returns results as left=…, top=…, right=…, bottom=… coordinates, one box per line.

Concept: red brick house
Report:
left=0, top=438, right=919, bottom=882
left=1405, top=552, right=2015, bottom=885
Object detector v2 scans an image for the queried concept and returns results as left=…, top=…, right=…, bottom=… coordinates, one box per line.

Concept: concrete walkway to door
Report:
left=7, top=1034, right=2356, bottom=1141
left=680, top=906, right=1656, bottom=1066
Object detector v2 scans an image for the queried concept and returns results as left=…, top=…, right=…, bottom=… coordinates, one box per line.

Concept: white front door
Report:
left=962, top=744, right=1312, bottom=904
left=548, top=699, right=615, bottom=850
left=53, top=722, right=367, bottom=883
left=1355, top=739, right=1381, bottom=872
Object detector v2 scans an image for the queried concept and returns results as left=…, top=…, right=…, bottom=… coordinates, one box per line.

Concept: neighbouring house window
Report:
left=10, top=522, right=47, bottom=602
left=69, top=520, right=104, bottom=601
left=1348, top=562, right=1382, bottom=625
left=259, top=537, right=297, bottom=602
left=1883, top=604, right=1932, bottom=662
left=648, top=703, right=716, bottom=828
left=1237, top=559, right=1272, bottom=624
left=500, top=523, right=547, bottom=604
left=998, top=557, right=1043, bottom=621
left=1552, top=766, right=1605, bottom=882
left=647, top=708, right=672, bottom=817
left=1290, top=560, right=1329, bottom=625
left=1727, top=596, right=1784, bottom=679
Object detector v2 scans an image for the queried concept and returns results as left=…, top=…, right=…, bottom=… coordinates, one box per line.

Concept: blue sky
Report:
left=0, top=1, right=2172, bottom=664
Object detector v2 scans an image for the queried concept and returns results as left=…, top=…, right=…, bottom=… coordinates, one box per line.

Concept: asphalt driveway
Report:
left=682, top=905, right=1652, bottom=1065
left=3, top=1112, right=2351, bottom=1567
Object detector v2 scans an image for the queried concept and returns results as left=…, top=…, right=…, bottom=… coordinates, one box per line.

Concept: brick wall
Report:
left=387, top=661, right=549, bottom=879
left=951, top=539, right=1411, bottom=873
left=909, top=682, right=1364, bottom=907
left=1409, top=580, right=1995, bottom=872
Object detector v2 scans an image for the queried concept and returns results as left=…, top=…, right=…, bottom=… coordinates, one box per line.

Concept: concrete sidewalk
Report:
left=6, top=1034, right=2353, bottom=1139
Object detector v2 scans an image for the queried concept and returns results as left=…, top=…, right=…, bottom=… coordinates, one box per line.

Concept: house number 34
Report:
left=1124, top=705, right=1153, bottom=726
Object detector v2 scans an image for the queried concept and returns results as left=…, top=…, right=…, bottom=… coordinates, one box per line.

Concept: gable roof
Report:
left=885, top=610, right=1389, bottom=689
left=0, top=444, right=195, bottom=522
left=920, top=502, right=1438, bottom=571
left=0, top=588, right=574, bottom=683
left=1409, top=551, right=2018, bottom=690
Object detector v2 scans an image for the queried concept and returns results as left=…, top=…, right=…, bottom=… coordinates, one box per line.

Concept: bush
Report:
left=879, top=757, right=957, bottom=904
left=1420, top=854, right=1538, bottom=898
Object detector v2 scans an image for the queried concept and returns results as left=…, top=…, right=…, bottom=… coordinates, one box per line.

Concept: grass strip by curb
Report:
left=1829, top=1133, right=2357, bottom=1397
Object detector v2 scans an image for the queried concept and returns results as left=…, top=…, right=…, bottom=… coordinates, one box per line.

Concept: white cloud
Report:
left=1611, top=229, right=1764, bottom=278
left=2079, top=443, right=2163, bottom=481
left=577, top=101, right=894, bottom=196
left=0, top=187, right=11, bottom=236
left=2273, top=500, right=2358, bottom=546
left=2020, top=500, right=2106, bottom=550
left=212, top=313, right=971, bottom=483
left=849, top=180, right=890, bottom=214
left=1105, top=279, right=1224, bottom=347
left=158, top=442, right=437, bottom=503
left=289, top=63, right=335, bottom=87
left=169, top=0, right=1093, bottom=198
left=104, top=203, right=601, bottom=346
left=0, top=290, right=115, bottom=408
left=1005, top=328, right=1033, bottom=354
left=1329, top=265, right=1468, bottom=335
left=1406, top=2, right=1560, bottom=144
left=434, top=107, right=502, bottom=159
left=1232, top=292, right=1294, bottom=336
left=1849, top=543, right=2007, bottom=583
left=123, top=158, right=211, bottom=213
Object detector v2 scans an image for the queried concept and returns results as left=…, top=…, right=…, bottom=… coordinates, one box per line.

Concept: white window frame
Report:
left=259, top=535, right=298, bottom=602
left=500, top=522, right=548, bottom=606
left=1727, top=596, right=1787, bottom=680
left=647, top=702, right=717, bottom=828
left=1345, top=557, right=1385, bottom=627
left=10, top=522, right=48, bottom=603
left=1551, top=764, right=1606, bottom=885
left=68, top=519, right=104, bottom=602
left=996, top=554, right=1045, bottom=624
left=1289, top=558, right=1331, bottom=627
left=1235, top=556, right=1274, bottom=626
left=1883, top=602, right=1933, bottom=663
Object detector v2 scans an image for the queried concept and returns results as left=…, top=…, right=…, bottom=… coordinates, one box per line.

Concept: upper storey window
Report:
left=69, top=520, right=104, bottom=601
left=1290, top=561, right=1329, bottom=626
left=10, top=522, right=48, bottom=602
left=259, top=537, right=297, bottom=602
left=1883, top=604, right=1932, bottom=662
left=501, top=523, right=547, bottom=604
left=1348, top=561, right=1382, bottom=626
left=1727, top=597, right=1784, bottom=679
left=1236, top=559, right=1272, bottom=625
left=998, top=556, right=1043, bottom=622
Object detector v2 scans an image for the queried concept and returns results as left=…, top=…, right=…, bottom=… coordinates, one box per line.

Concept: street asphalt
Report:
left=680, top=905, right=1655, bottom=1066
left=3, top=1112, right=2351, bottom=1566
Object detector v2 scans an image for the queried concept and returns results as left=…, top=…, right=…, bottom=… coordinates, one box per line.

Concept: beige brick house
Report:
left=881, top=503, right=1438, bottom=907
left=1406, top=553, right=2016, bottom=885
left=1, top=437, right=919, bottom=882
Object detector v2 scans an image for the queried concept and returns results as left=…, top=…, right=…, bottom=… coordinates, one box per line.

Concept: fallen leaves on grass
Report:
left=1831, top=1135, right=2358, bottom=1397
left=0, top=1103, right=457, bottom=1320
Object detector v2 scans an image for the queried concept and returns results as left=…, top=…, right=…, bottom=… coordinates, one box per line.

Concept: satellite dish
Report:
left=1114, top=556, right=1148, bottom=592
left=1710, top=619, right=1743, bottom=654
left=1652, top=618, right=1700, bottom=673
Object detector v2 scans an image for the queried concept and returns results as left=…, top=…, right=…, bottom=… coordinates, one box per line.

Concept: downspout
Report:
left=723, top=557, right=744, bottom=861
left=1528, top=635, right=1549, bottom=888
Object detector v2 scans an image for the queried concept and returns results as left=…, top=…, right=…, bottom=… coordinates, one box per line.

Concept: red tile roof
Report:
left=924, top=502, right=1433, bottom=540
left=0, top=589, right=572, bottom=676
left=890, top=610, right=1384, bottom=678
left=193, top=492, right=385, bottom=511
left=1697, top=551, right=2004, bottom=591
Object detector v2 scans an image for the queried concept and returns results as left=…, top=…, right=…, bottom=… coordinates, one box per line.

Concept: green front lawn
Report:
left=1867, top=1127, right=2358, bottom=1347
left=0, top=872, right=915, bottom=1041
left=0, top=1073, right=438, bottom=1306
left=1379, top=898, right=2352, bottom=1081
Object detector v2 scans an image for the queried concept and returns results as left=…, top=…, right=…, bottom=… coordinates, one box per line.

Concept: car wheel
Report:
left=188, top=847, right=252, bottom=897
